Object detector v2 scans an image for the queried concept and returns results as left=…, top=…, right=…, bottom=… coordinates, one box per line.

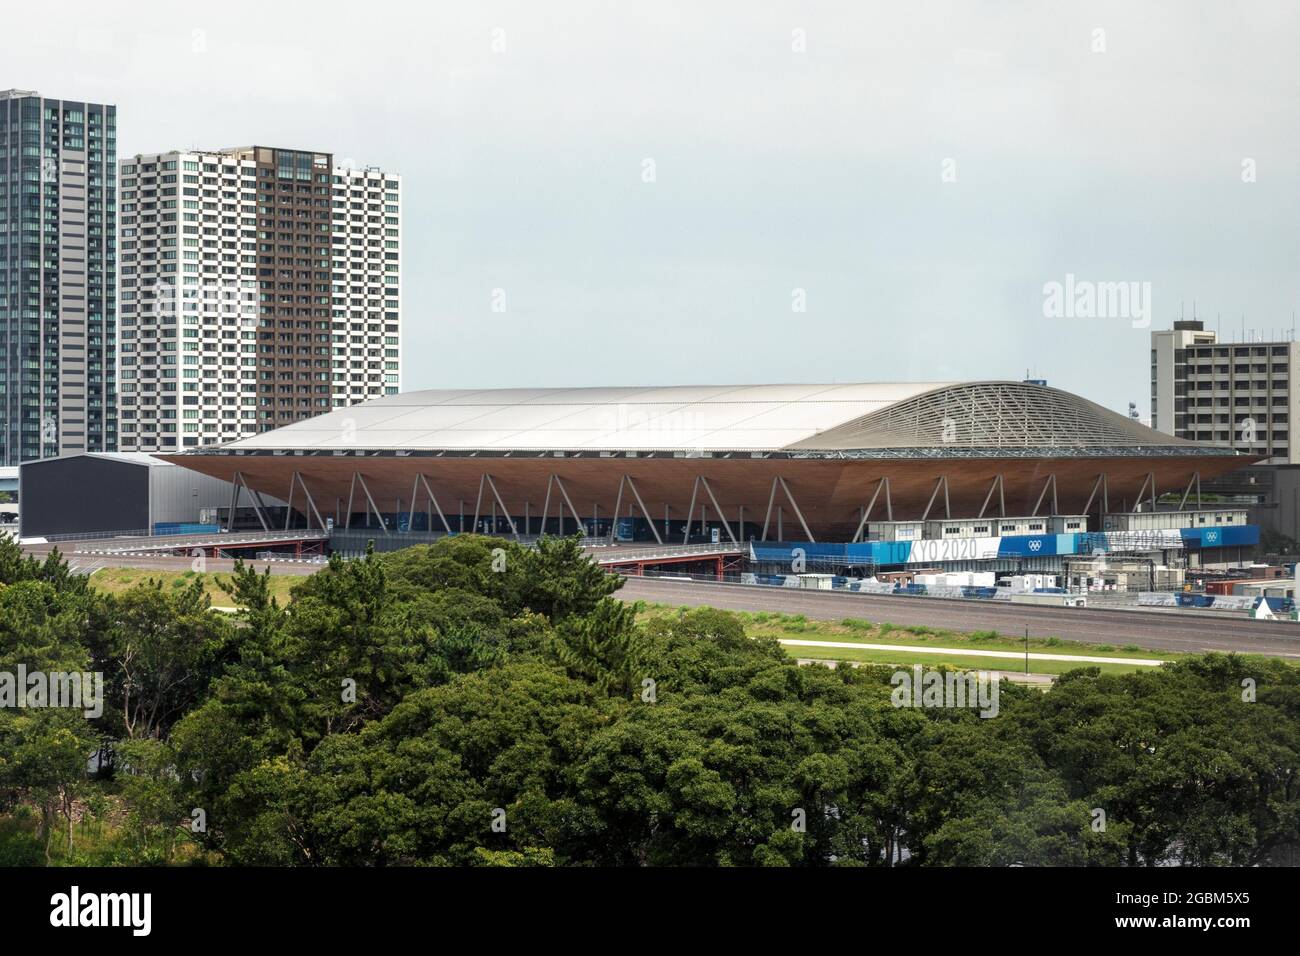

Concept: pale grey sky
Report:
left=7, top=0, right=1299, bottom=416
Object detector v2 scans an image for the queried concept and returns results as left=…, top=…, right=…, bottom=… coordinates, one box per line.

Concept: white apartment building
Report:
left=332, top=164, right=402, bottom=408
left=117, top=147, right=399, bottom=452
left=1151, top=320, right=1298, bottom=465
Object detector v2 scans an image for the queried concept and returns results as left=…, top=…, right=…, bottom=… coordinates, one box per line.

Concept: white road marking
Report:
left=777, top=638, right=1166, bottom=666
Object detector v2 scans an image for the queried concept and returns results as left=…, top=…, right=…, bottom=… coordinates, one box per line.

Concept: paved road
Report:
left=28, top=546, right=321, bottom=579
left=616, top=577, right=1300, bottom=658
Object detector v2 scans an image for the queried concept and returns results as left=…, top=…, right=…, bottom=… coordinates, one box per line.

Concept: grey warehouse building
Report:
left=17, top=452, right=280, bottom=539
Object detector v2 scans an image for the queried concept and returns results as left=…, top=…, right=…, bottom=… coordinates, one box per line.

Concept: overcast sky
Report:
left=7, top=0, right=1299, bottom=416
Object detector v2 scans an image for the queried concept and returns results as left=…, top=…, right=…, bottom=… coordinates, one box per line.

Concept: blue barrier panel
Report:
left=845, top=541, right=914, bottom=565
left=153, top=523, right=220, bottom=536
left=750, top=543, right=848, bottom=563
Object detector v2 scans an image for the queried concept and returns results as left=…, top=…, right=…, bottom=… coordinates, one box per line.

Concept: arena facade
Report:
left=163, top=381, right=1260, bottom=571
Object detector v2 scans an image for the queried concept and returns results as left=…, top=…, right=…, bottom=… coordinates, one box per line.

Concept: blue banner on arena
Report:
left=748, top=525, right=1257, bottom=569
left=1180, top=525, right=1258, bottom=548
left=995, top=534, right=1075, bottom=558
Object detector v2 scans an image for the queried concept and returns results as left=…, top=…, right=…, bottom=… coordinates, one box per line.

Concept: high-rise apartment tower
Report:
left=118, top=146, right=399, bottom=451
left=0, top=89, right=117, bottom=464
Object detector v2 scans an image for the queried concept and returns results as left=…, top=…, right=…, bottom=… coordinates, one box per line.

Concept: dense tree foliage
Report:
left=0, top=532, right=1298, bottom=866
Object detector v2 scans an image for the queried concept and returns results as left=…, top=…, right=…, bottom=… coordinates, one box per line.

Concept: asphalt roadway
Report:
left=616, top=577, right=1300, bottom=658
left=33, top=546, right=321, bottom=579
left=25, top=542, right=1300, bottom=659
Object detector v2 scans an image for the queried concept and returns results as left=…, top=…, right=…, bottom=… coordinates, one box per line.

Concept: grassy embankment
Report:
left=88, top=567, right=300, bottom=606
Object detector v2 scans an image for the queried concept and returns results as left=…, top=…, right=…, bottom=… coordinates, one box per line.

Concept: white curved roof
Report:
left=223, top=383, right=954, bottom=452
left=214, top=381, right=1191, bottom=454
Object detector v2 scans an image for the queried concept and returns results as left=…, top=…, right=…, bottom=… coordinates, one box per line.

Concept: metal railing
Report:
left=35, top=528, right=156, bottom=543
left=595, top=542, right=750, bottom=564
left=38, top=527, right=326, bottom=545
left=326, top=528, right=744, bottom=557
left=71, top=528, right=328, bottom=554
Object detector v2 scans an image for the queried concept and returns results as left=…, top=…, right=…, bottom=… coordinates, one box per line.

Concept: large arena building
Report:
left=161, top=380, right=1261, bottom=575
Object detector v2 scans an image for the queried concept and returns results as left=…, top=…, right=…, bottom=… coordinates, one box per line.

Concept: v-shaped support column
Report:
left=229, top=471, right=270, bottom=532
left=348, top=472, right=389, bottom=535
left=760, top=476, right=815, bottom=542
left=285, top=471, right=327, bottom=531
left=408, top=473, right=452, bottom=534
